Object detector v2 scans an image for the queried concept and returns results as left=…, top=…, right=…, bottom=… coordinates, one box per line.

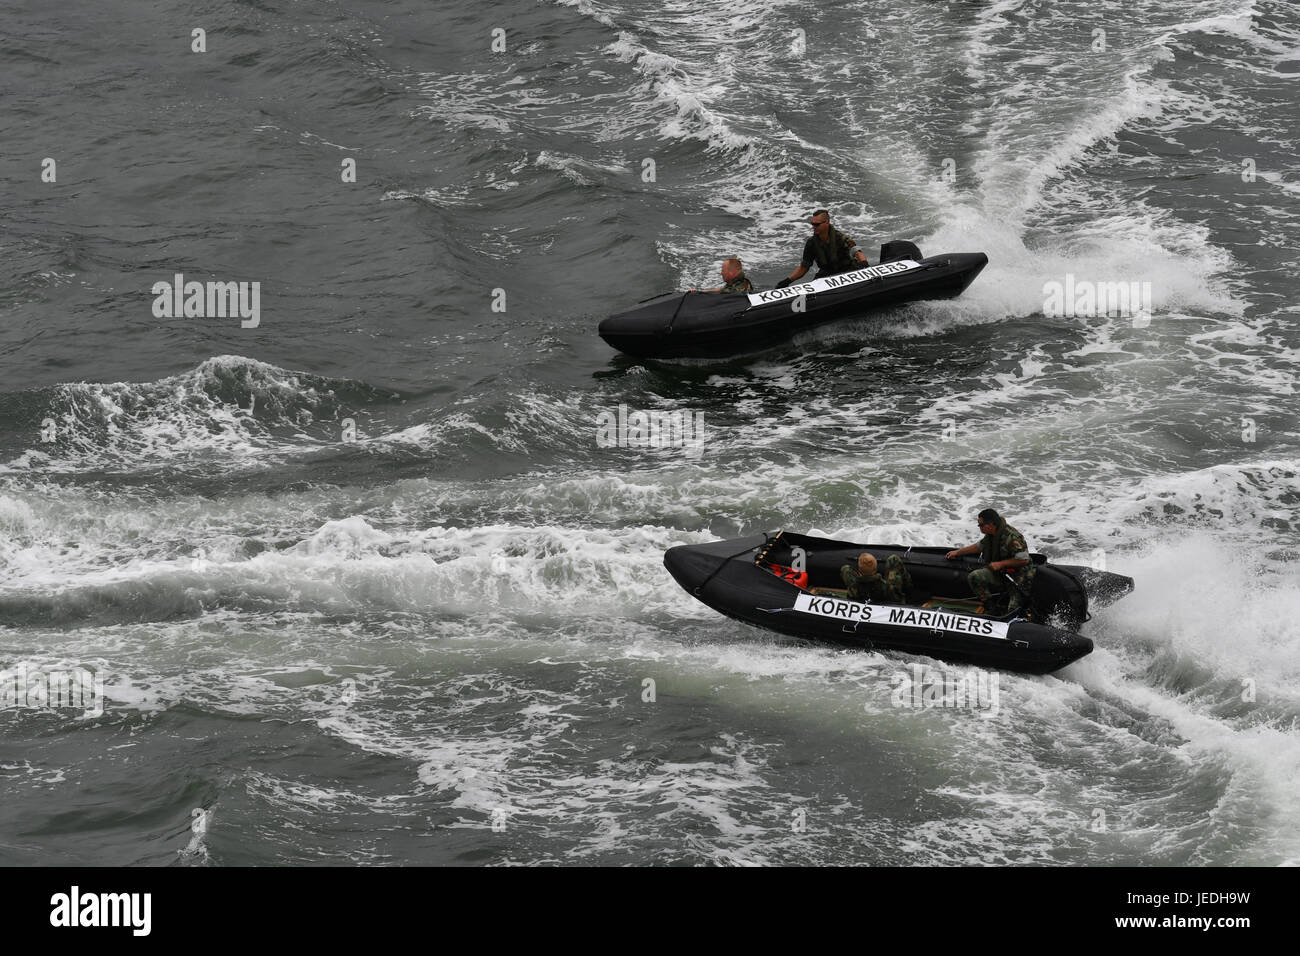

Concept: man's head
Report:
left=809, top=209, right=831, bottom=237
left=721, top=257, right=743, bottom=282
left=857, top=552, right=877, bottom=576
left=977, top=508, right=1001, bottom=534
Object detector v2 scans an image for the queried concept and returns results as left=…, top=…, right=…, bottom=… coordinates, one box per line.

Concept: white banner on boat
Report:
left=792, top=593, right=1010, bottom=639
left=746, top=259, right=922, bottom=307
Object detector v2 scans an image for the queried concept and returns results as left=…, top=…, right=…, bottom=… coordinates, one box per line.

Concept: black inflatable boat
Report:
left=664, top=531, right=1134, bottom=674
left=600, top=241, right=987, bottom=359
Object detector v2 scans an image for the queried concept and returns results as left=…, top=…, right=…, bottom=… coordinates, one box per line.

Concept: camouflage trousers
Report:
left=968, top=567, right=1029, bottom=611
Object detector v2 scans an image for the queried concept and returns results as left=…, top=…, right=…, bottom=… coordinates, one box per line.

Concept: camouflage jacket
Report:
left=979, top=521, right=1037, bottom=590
left=801, top=226, right=860, bottom=275
left=841, top=554, right=911, bottom=604
left=722, top=272, right=754, bottom=294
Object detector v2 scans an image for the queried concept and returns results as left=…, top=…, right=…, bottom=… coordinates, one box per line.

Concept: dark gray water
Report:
left=2, top=0, right=1298, bottom=865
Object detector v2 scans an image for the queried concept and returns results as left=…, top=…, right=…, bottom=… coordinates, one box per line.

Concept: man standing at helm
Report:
left=775, top=209, right=869, bottom=288
left=946, top=509, right=1037, bottom=612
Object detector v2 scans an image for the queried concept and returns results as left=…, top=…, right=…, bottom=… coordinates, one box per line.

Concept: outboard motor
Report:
left=879, top=240, right=923, bottom=263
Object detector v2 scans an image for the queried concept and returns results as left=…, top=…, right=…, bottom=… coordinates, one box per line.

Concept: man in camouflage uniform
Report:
left=775, top=209, right=869, bottom=288
left=945, top=508, right=1037, bottom=611
left=841, top=552, right=911, bottom=604
left=698, top=257, right=754, bottom=294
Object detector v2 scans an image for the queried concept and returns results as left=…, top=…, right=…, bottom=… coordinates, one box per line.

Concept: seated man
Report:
left=840, top=552, right=910, bottom=604
left=696, top=256, right=754, bottom=294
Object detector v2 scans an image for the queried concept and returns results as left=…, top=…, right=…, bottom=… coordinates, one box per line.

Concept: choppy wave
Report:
left=0, top=355, right=395, bottom=475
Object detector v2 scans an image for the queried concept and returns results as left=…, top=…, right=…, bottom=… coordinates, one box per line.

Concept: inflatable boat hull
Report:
left=601, top=251, right=988, bottom=359
left=664, top=532, right=1134, bottom=675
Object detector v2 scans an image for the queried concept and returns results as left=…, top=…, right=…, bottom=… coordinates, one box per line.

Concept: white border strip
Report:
left=746, top=259, right=922, bottom=307
left=792, top=593, right=1010, bottom=639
